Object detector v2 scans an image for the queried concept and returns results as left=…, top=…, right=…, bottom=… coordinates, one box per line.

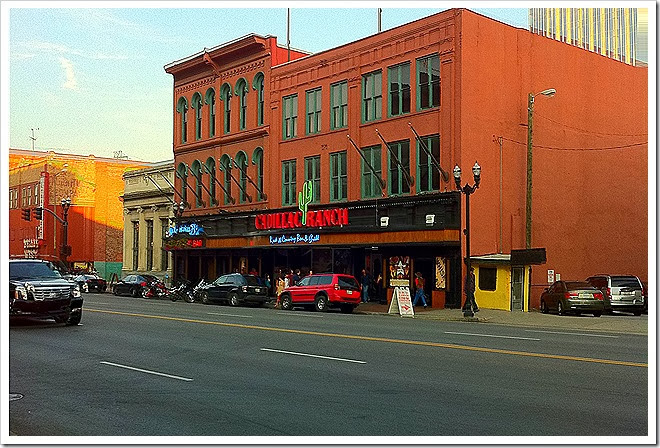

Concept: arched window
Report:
left=252, top=147, right=264, bottom=201
left=235, top=151, right=248, bottom=203
left=190, top=160, right=203, bottom=207
left=191, top=93, right=203, bottom=141
left=219, top=154, right=232, bottom=205
left=176, top=97, right=189, bottom=144
left=235, top=78, right=248, bottom=130
left=176, top=162, right=188, bottom=204
left=252, top=72, right=265, bottom=126
left=220, top=83, right=232, bottom=134
left=204, top=157, right=216, bottom=205
left=205, top=88, right=216, bottom=137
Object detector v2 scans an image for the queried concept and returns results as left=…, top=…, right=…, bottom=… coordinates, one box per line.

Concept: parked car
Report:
left=279, top=273, right=361, bottom=313
left=540, top=280, right=604, bottom=317
left=113, top=274, right=160, bottom=297
left=9, top=259, right=83, bottom=325
left=585, top=275, right=644, bottom=316
left=74, top=273, right=107, bottom=293
left=642, top=281, right=648, bottom=314
left=199, top=274, right=269, bottom=306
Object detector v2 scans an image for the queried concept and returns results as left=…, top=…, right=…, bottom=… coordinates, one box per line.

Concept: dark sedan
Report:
left=112, top=274, right=159, bottom=297
left=74, top=274, right=107, bottom=293
left=199, top=274, right=269, bottom=306
left=540, top=281, right=605, bottom=317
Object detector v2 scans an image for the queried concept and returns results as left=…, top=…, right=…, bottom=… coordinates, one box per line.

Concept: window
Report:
left=330, top=81, right=348, bottom=129
left=236, top=78, right=248, bottom=130
left=33, top=184, right=39, bottom=206
left=282, top=94, right=298, bottom=140
left=204, top=158, right=216, bottom=205
left=330, top=151, right=347, bottom=202
left=253, top=73, right=265, bottom=126
left=235, top=151, right=248, bottom=203
left=478, top=267, right=497, bottom=291
left=191, top=160, right=203, bottom=207
left=192, top=92, right=203, bottom=140
left=21, top=187, right=26, bottom=207
left=219, top=155, right=232, bottom=205
left=205, top=88, right=216, bottom=137
left=176, top=163, right=188, bottom=205
left=388, top=140, right=410, bottom=196
left=361, top=145, right=382, bottom=199
left=252, top=148, right=264, bottom=201
left=220, top=83, right=232, bottom=134
left=9, top=190, right=14, bottom=209
left=304, top=156, right=321, bottom=203
left=26, top=186, right=32, bottom=206
left=177, top=97, right=189, bottom=144
left=388, top=62, right=411, bottom=116
left=306, top=88, right=322, bottom=135
left=417, top=54, right=440, bottom=110
left=161, top=219, right=169, bottom=271
left=417, top=134, right=441, bottom=193
left=132, top=221, right=139, bottom=270
left=146, top=220, right=154, bottom=271
left=282, top=159, right=296, bottom=206
left=362, top=71, right=382, bottom=122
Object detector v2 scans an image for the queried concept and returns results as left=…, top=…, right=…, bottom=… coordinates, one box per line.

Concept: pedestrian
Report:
left=286, top=270, right=294, bottom=288
left=274, top=274, right=286, bottom=309
left=361, top=269, right=371, bottom=303
left=464, top=266, right=479, bottom=313
left=413, top=272, right=428, bottom=308
left=293, top=269, right=301, bottom=285
left=264, top=273, right=272, bottom=297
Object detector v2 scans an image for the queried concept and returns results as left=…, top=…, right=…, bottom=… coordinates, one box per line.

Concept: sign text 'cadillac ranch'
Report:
left=255, top=208, right=348, bottom=230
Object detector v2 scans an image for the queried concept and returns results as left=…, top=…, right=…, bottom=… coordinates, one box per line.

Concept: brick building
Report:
left=163, top=9, right=647, bottom=310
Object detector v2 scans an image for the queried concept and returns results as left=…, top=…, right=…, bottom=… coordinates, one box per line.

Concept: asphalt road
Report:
left=9, top=293, right=649, bottom=439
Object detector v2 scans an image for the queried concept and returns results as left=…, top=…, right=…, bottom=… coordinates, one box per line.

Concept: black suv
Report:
left=9, top=259, right=83, bottom=325
left=199, top=274, right=269, bottom=306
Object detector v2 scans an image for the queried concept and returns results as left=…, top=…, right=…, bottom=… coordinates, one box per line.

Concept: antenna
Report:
left=30, top=128, right=39, bottom=151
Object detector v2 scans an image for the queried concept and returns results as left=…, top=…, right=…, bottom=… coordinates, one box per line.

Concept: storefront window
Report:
left=479, top=267, right=497, bottom=291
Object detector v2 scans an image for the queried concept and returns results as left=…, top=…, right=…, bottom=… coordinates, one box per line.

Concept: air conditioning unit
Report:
left=380, top=216, right=389, bottom=227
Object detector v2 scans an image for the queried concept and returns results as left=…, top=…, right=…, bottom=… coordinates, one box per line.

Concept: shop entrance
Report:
left=414, top=257, right=435, bottom=306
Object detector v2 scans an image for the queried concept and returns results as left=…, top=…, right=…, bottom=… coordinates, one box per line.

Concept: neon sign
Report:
left=256, top=208, right=348, bottom=230
left=167, top=223, right=204, bottom=237
left=269, top=234, right=321, bottom=245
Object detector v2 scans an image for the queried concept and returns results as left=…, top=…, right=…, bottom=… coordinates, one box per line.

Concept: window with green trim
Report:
left=388, top=140, right=410, bottom=196
left=417, top=54, right=440, bottom=110
left=330, top=151, right=347, bottom=202
left=252, top=148, right=264, bottom=201
left=220, top=84, right=232, bottom=134
left=417, top=134, right=440, bottom=193
left=254, top=73, right=265, bottom=126
left=282, top=94, right=298, bottom=140
left=306, top=88, right=322, bottom=135
left=388, top=62, right=410, bottom=117
left=204, top=157, right=216, bottom=205
left=362, top=71, right=382, bottom=122
left=205, top=89, right=216, bottom=137
left=192, top=93, right=203, bottom=140
left=176, top=97, right=188, bottom=144
left=237, top=79, right=248, bottom=130
left=304, top=156, right=321, bottom=203
left=235, top=151, right=248, bottom=203
left=331, top=81, right=348, bottom=130
left=191, top=159, right=203, bottom=206
left=282, top=159, right=297, bottom=206
left=220, top=155, right=232, bottom=205
left=361, top=145, right=382, bottom=199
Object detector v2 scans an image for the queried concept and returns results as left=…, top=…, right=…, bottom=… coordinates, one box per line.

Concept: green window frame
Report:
left=205, top=88, right=216, bottom=138
left=220, top=83, right=232, bottom=134
left=361, top=145, right=382, bottom=199
left=388, top=62, right=411, bottom=117
left=387, top=140, right=410, bottom=196
left=235, top=151, right=248, bottom=203
left=417, top=134, right=440, bottom=193
left=361, top=71, right=382, bottom=123
left=282, top=159, right=297, bottom=206
left=191, top=159, right=203, bottom=207
left=330, top=151, right=347, bottom=202
left=176, top=97, right=188, bottom=144
left=236, top=79, right=248, bottom=130
left=282, top=94, right=298, bottom=140
left=219, top=155, right=232, bottom=205
left=253, top=73, right=265, bottom=126
left=306, top=88, right=322, bottom=135
left=330, top=81, right=348, bottom=130
left=192, top=93, right=203, bottom=140
left=252, top=148, right=264, bottom=201
left=204, top=157, right=216, bottom=205
left=304, top=156, right=321, bottom=203
left=417, top=54, right=440, bottom=110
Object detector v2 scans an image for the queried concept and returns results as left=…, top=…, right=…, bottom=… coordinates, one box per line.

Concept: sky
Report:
left=0, top=1, right=637, bottom=163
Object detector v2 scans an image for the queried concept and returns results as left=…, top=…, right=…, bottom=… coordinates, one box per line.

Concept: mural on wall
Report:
left=389, top=256, right=410, bottom=287
left=435, top=257, right=447, bottom=289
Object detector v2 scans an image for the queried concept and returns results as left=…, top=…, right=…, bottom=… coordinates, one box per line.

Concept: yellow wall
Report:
left=474, top=265, right=511, bottom=311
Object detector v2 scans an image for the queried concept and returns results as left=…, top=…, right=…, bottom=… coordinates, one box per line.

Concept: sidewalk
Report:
left=354, top=303, right=649, bottom=335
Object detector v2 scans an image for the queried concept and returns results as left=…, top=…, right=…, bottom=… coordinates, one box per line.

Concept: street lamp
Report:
left=60, top=197, right=72, bottom=268
left=526, top=88, right=555, bottom=249
left=52, top=164, right=68, bottom=252
left=454, top=162, right=481, bottom=318
left=172, top=201, right=186, bottom=222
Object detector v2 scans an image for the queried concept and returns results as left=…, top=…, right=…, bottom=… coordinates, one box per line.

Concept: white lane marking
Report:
left=524, top=329, right=619, bottom=338
left=207, top=312, right=252, bottom=318
left=261, top=348, right=366, bottom=364
left=100, top=361, right=193, bottom=381
left=276, top=312, right=323, bottom=318
left=445, top=331, right=540, bottom=341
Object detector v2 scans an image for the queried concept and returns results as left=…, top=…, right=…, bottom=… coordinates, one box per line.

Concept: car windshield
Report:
left=10, top=262, right=63, bottom=280
left=337, top=276, right=359, bottom=289
left=611, top=277, right=641, bottom=288
left=565, top=281, right=594, bottom=290
left=244, top=275, right=263, bottom=286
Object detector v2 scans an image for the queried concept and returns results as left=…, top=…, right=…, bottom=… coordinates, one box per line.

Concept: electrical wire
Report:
left=535, top=113, right=648, bottom=137
left=500, top=136, right=647, bottom=151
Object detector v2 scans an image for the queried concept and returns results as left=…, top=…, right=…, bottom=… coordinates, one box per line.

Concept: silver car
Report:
left=585, top=275, right=644, bottom=316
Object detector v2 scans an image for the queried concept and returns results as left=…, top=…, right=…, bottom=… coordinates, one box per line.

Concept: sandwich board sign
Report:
left=388, top=287, right=414, bottom=317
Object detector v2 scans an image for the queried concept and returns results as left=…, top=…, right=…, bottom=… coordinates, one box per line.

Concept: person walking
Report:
left=274, top=273, right=286, bottom=309
left=361, top=269, right=371, bottom=303
left=464, top=266, right=479, bottom=313
left=413, top=272, right=428, bottom=308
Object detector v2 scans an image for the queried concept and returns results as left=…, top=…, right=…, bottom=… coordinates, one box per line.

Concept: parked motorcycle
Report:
left=168, top=280, right=195, bottom=303
left=141, top=279, right=168, bottom=299
left=191, top=279, right=210, bottom=303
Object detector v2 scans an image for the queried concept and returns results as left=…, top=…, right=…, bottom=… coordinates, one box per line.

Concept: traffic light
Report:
left=21, top=208, right=31, bottom=221
left=33, top=207, right=43, bottom=220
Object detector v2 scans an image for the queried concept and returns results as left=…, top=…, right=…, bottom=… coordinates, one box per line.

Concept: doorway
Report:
left=511, top=266, right=524, bottom=311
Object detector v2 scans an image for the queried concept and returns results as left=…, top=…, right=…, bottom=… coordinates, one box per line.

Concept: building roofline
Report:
left=9, top=148, right=156, bottom=166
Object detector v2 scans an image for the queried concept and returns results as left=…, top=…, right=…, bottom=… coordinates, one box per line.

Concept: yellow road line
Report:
left=86, top=309, right=648, bottom=368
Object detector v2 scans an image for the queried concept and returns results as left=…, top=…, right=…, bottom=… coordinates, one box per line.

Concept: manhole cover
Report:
left=9, top=393, right=23, bottom=402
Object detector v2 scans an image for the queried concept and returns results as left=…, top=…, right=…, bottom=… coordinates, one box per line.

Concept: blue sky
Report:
left=4, top=3, right=531, bottom=162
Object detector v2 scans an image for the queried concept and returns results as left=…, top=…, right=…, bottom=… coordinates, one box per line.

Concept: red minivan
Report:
left=279, top=274, right=361, bottom=313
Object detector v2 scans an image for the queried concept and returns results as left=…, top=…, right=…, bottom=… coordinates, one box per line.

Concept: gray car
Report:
left=585, top=275, right=644, bottom=316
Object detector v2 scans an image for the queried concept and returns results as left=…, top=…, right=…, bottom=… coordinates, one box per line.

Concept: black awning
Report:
left=511, top=248, right=547, bottom=265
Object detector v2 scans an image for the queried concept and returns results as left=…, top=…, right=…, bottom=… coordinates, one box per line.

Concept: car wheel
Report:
left=66, top=311, right=82, bottom=326
left=201, top=292, right=210, bottom=305
left=113, top=287, right=119, bottom=296
left=540, top=300, right=548, bottom=314
left=557, top=301, right=564, bottom=316
left=314, top=294, right=328, bottom=312
left=340, top=304, right=354, bottom=314
left=593, top=312, right=602, bottom=317
left=229, top=293, right=240, bottom=307
left=280, top=294, right=292, bottom=311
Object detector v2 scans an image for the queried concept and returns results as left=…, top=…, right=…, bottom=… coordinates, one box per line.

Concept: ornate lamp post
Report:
left=60, top=197, right=72, bottom=268
left=454, top=162, right=481, bottom=317
left=172, top=201, right=186, bottom=223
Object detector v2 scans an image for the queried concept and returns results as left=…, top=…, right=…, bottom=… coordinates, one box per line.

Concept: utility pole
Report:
left=30, top=128, right=39, bottom=151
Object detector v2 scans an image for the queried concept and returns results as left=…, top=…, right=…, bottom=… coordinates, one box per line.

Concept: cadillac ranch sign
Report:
left=255, top=208, right=348, bottom=230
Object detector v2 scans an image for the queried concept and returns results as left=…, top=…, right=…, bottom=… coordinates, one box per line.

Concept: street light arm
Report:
left=40, top=206, right=66, bottom=224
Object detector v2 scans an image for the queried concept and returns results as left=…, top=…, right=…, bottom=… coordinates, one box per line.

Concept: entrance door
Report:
left=511, top=267, right=524, bottom=311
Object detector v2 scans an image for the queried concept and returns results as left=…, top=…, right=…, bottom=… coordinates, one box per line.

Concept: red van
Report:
left=279, top=273, right=361, bottom=313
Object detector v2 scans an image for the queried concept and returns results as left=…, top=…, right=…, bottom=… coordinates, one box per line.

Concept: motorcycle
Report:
left=168, top=280, right=195, bottom=303
left=191, top=279, right=210, bottom=303
left=141, top=279, right=169, bottom=299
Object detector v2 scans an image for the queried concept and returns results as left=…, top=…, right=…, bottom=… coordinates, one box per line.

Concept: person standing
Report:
left=361, top=269, right=371, bottom=303
left=274, top=273, right=286, bottom=309
left=464, top=266, right=479, bottom=313
left=413, top=272, right=428, bottom=308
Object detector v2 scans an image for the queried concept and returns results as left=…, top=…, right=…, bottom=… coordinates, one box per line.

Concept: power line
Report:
left=535, top=113, right=648, bottom=137
left=500, top=136, right=647, bottom=151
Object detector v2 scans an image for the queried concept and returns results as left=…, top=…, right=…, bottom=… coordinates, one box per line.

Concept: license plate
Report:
left=347, top=290, right=352, bottom=295
left=578, top=293, right=591, bottom=299
left=621, top=291, right=634, bottom=295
